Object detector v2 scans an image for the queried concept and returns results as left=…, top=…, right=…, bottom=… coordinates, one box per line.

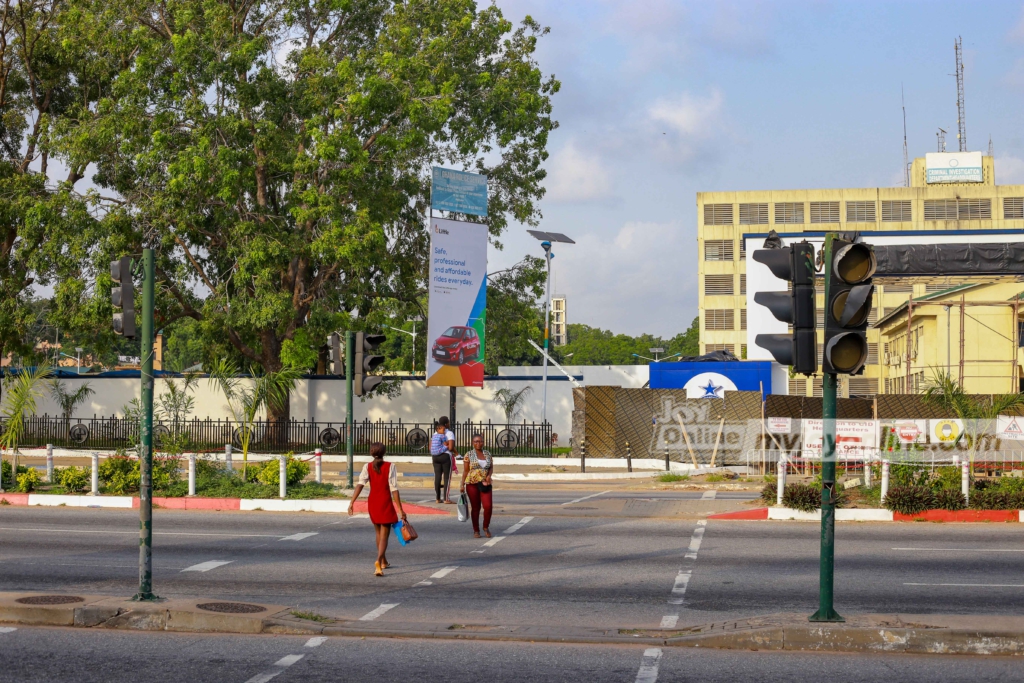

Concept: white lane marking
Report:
left=659, top=615, right=678, bottom=629
left=893, top=547, right=1024, bottom=552
left=304, top=637, right=327, bottom=648
left=243, top=654, right=305, bottom=683
left=359, top=603, right=399, bottom=621
left=483, top=535, right=506, bottom=547
left=634, top=648, right=663, bottom=683
left=280, top=532, right=318, bottom=541
left=0, top=528, right=284, bottom=537
left=671, top=570, right=692, bottom=596
left=181, top=560, right=233, bottom=573
left=415, top=581, right=433, bottom=587
left=904, top=583, right=1024, bottom=587
left=503, top=517, right=534, bottom=535
left=0, top=627, right=16, bottom=634
left=562, top=491, right=611, bottom=506
left=701, top=490, right=717, bottom=500
left=684, top=522, right=706, bottom=560
left=430, top=566, right=459, bottom=579
left=416, top=499, right=436, bottom=504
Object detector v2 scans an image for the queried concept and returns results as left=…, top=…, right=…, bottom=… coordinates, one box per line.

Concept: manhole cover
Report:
left=196, top=602, right=267, bottom=614
left=16, top=595, right=85, bottom=605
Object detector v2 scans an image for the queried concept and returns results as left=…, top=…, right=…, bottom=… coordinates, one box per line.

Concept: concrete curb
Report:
left=0, top=494, right=446, bottom=515
left=710, top=507, right=1024, bottom=522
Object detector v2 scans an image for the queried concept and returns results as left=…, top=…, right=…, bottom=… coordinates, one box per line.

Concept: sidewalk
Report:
left=2, top=591, right=1021, bottom=655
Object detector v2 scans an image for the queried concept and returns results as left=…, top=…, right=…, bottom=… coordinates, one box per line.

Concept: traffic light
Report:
left=822, top=236, right=875, bottom=375
left=110, top=257, right=136, bottom=338
left=327, top=332, right=343, bottom=375
left=354, top=332, right=386, bottom=396
left=752, top=241, right=817, bottom=375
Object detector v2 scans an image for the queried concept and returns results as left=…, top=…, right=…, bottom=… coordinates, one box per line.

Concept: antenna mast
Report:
left=902, top=85, right=909, bottom=187
left=955, top=36, right=966, bottom=151
left=988, top=135, right=993, bottom=158
left=937, top=128, right=946, bottom=153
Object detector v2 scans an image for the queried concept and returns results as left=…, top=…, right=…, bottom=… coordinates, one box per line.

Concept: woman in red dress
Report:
left=348, top=443, right=406, bottom=576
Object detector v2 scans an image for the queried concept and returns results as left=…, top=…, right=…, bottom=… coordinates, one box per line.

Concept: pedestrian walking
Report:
left=431, top=417, right=456, bottom=504
left=348, top=443, right=406, bottom=577
left=460, top=433, right=494, bottom=538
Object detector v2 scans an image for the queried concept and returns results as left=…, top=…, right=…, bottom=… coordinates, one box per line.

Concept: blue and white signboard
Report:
left=925, top=152, right=983, bottom=184
left=431, top=167, right=488, bottom=216
left=683, top=372, right=738, bottom=399
left=649, top=361, right=784, bottom=395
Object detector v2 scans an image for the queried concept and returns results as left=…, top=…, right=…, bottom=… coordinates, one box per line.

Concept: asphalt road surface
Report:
left=2, top=486, right=1024, bottom=681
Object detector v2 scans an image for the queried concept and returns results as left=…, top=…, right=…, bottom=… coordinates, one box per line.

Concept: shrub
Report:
left=99, top=455, right=140, bottom=494
left=55, top=466, right=90, bottom=493
left=931, top=466, right=962, bottom=492
left=933, top=488, right=966, bottom=511
left=782, top=483, right=821, bottom=512
left=1, top=461, right=28, bottom=484
left=883, top=485, right=936, bottom=515
left=760, top=482, right=777, bottom=505
left=15, top=467, right=41, bottom=492
left=658, top=473, right=689, bottom=483
left=256, top=454, right=310, bottom=487
left=890, top=464, right=930, bottom=488
left=969, top=488, right=1022, bottom=511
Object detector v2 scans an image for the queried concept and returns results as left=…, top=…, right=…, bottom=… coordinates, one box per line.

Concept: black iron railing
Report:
left=2, top=416, right=553, bottom=457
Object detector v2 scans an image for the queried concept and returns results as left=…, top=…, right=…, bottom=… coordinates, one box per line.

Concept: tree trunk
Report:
left=262, top=330, right=291, bottom=448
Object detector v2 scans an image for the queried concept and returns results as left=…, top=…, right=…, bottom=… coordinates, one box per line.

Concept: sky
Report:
left=485, top=0, right=1024, bottom=338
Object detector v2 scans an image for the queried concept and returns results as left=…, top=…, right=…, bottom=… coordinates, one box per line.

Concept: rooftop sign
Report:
left=925, top=151, right=983, bottom=184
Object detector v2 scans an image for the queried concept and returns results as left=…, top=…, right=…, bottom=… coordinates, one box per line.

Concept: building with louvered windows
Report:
left=697, top=154, right=1024, bottom=396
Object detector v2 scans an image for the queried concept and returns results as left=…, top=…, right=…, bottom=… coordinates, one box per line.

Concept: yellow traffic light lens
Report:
left=830, top=290, right=868, bottom=326
left=833, top=244, right=876, bottom=284
left=827, top=333, right=867, bottom=373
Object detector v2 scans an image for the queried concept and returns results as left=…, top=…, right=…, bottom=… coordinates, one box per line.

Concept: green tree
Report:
left=65, top=0, right=558, bottom=430
left=484, top=255, right=546, bottom=373
left=554, top=316, right=699, bottom=366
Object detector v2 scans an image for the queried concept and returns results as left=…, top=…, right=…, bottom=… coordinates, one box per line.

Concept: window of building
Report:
left=789, top=378, right=805, bottom=396
left=848, top=377, right=879, bottom=396
left=958, top=198, right=992, bottom=220
left=705, top=344, right=735, bottom=354
left=817, top=342, right=823, bottom=364
left=740, top=274, right=746, bottom=295
left=704, top=204, right=734, bottom=225
left=882, top=200, right=912, bottom=222
left=924, top=199, right=957, bottom=220
left=846, top=200, right=877, bottom=223
left=885, top=282, right=914, bottom=293
left=867, top=308, right=878, bottom=325
left=866, top=342, right=879, bottom=365
left=775, top=202, right=804, bottom=224
left=924, top=198, right=992, bottom=220
left=810, top=201, right=840, bottom=223
left=816, top=307, right=824, bottom=329
left=739, top=203, right=769, bottom=225
left=1005, top=197, right=1024, bottom=220
left=925, top=282, right=959, bottom=293
left=704, top=239, right=734, bottom=261
left=739, top=239, right=747, bottom=259
left=704, top=309, right=735, bottom=330
left=740, top=309, right=747, bottom=330
left=704, top=274, right=734, bottom=295
left=811, top=377, right=823, bottom=397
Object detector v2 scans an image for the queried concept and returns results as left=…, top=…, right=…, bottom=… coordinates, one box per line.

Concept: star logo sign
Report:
left=701, top=379, right=723, bottom=398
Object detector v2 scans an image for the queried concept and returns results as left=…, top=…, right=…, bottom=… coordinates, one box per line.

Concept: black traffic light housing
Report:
left=752, top=241, right=817, bottom=375
left=354, top=332, right=386, bottom=396
left=327, top=332, right=343, bottom=375
left=110, top=256, right=136, bottom=338
left=822, top=236, right=876, bottom=375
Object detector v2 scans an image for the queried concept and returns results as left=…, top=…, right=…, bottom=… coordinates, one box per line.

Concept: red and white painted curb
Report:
left=0, top=493, right=445, bottom=515
left=710, top=507, right=1024, bottom=522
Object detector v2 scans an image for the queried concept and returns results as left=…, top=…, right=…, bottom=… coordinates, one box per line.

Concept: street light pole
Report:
left=541, top=241, right=552, bottom=423
left=75, top=347, right=83, bottom=374
left=387, top=321, right=420, bottom=375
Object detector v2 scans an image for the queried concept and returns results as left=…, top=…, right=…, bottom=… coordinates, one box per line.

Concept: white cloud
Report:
left=997, top=156, right=1024, bottom=184
left=644, top=89, right=727, bottom=165
left=546, top=141, right=613, bottom=203
left=648, top=90, right=723, bottom=137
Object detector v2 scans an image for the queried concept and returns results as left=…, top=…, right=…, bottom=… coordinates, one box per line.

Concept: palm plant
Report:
left=209, top=359, right=300, bottom=478
left=1, top=364, right=52, bottom=488
left=50, top=379, right=95, bottom=425
left=493, top=386, right=533, bottom=423
left=923, top=370, right=1024, bottom=473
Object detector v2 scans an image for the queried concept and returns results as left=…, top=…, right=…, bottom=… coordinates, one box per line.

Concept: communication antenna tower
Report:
left=902, top=85, right=909, bottom=187
left=955, top=36, right=966, bottom=152
left=988, top=135, right=993, bottom=158
left=937, top=128, right=947, bottom=153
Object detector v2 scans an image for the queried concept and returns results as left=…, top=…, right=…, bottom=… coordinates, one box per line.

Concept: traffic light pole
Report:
left=809, top=372, right=842, bottom=622
left=133, top=248, right=157, bottom=602
left=346, top=330, right=355, bottom=489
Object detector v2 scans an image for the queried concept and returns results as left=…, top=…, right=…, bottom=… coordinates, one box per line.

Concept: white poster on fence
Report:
left=767, top=417, right=793, bottom=434
left=882, top=419, right=928, bottom=446
left=929, top=418, right=965, bottom=444
left=996, top=415, right=1024, bottom=441
left=801, top=420, right=877, bottom=458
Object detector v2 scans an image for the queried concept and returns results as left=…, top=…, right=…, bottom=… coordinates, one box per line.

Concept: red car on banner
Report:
left=431, top=326, right=481, bottom=365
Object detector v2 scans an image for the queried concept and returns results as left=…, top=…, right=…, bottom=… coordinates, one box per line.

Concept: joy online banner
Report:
left=425, top=217, right=487, bottom=388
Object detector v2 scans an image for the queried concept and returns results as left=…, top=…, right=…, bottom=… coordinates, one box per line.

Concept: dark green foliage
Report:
left=933, top=488, right=966, bottom=511
left=249, top=455, right=311, bottom=487
left=930, top=466, right=962, bottom=492
left=968, top=488, right=1023, bottom=511
left=53, top=466, right=90, bottom=493
left=760, top=482, right=777, bottom=505
left=97, top=454, right=181, bottom=494
left=554, top=317, right=699, bottom=366
left=883, top=486, right=936, bottom=515
left=782, top=483, right=822, bottom=512
left=889, top=463, right=930, bottom=488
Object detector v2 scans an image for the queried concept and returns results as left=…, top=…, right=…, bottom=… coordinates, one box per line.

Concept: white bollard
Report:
left=776, top=454, right=786, bottom=506
left=315, top=448, right=323, bottom=484
left=46, top=444, right=54, bottom=483
left=881, top=459, right=890, bottom=503
left=225, top=443, right=233, bottom=475
left=188, top=454, right=196, bottom=497
left=90, top=453, right=100, bottom=496
left=279, top=454, right=287, bottom=499
left=962, top=460, right=970, bottom=504
left=864, top=454, right=872, bottom=487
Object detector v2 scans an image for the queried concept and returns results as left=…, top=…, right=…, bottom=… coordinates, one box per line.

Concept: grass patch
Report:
left=0, top=499, right=9, bottom=505
left=658, top=473, right=690, bottom=483
left=290, top=610, right=333, bottom=623
left=447, top=624, right=467, bottom=630
left=552, top=447, right=573, bottom=455
left=705, top=474, right=725, bottom=482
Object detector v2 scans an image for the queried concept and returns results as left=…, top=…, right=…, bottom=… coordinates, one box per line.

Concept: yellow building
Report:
left=697, top=154, right=1024, bottom=396
left=875, top=281, right=1024, bottom=395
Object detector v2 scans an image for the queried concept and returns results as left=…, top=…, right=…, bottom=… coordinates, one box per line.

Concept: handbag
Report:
left=392, top=519, right=418, bottom=545
left=456, top=492, right=469, bottom=522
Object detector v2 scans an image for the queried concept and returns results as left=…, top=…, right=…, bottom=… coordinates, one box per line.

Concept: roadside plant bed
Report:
left=760, top=482, right=846, bottom=512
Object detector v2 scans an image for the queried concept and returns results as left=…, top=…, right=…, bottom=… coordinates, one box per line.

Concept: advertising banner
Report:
left=925, top=151, right=983, bottom=184
left=801, top=420, right=876, bottom=458
left=767, top=417, right=793, bottom=434
left=425, top=217, right=487, bottom=388
left=929, top=418, right=965, bottom=444
left=431, top=167, right=488, bottom=216
left=882, top=419, right=928, bottom=446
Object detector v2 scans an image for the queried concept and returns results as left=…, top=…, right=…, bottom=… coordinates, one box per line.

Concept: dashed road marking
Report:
left=562, top=491, right=611, bottom=506
left=483, top=535, right=506, bottom=547
left=475, top=517, right=534, bottom=552
left=905, top=582, right=1024, bottom=587
left=0, top=627, right=16, bottom=634
left=634, top=648, right=663, bottom=683
left=0, top=528, right=282, bottom=537
left=684, top=521, right=706, bottom=560
left=659, top=616, right=678, bottom=629
left=280, top=532, right=318, bottom=541
left=430, top=566, right=459, bottom=579
left=701, top=490, right=717, bottom=500
left=181, top=560, right=233, bottom=573
left=359, top=603, right=399, bottom=621
left=244, top=654, right=305, bottom=683
left=669, top=570, right=692, bottom=604
left=304, top=637, right=327, bottom=648
left=893, top=547, right=1024, bottom=552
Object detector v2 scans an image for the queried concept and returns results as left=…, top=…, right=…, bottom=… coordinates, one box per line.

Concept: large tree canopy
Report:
left=64, top=0, right=558, bottom=421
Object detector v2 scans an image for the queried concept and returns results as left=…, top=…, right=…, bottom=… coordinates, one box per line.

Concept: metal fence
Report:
left=745, top=449, right=1024, bottom=476
left=2, top=416, right=554, bottom=457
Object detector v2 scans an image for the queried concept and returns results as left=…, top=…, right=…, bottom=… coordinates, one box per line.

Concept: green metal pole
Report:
left=133, top=249, right=157, bottom=601
left=346, top=330, right=355, bottom=489
left=810, top=372, right=843, bottom=622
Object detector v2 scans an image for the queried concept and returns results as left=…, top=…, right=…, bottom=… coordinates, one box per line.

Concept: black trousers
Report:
left=432, top=453, right=452, bottom=501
